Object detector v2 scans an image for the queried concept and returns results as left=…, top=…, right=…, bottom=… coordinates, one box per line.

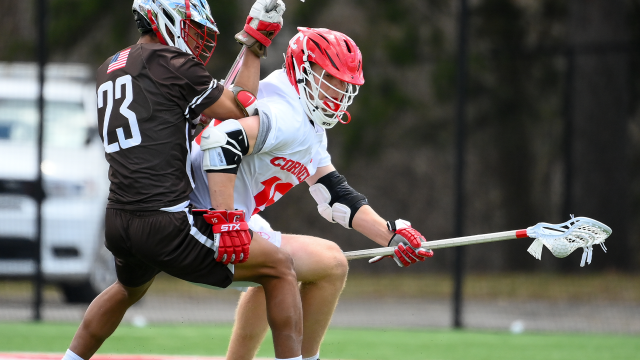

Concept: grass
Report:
left=0, top=322, right=638, bottom=360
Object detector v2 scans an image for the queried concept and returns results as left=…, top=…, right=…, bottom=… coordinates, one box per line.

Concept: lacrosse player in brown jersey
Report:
left=60, top=1, right=306, bottom=360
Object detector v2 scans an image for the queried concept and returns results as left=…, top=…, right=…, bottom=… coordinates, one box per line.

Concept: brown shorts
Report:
left=104, top=208, right=233, bottom=288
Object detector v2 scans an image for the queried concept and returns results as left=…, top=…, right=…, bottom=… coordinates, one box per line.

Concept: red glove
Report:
left=234, top=0, right=286, bottom=58
left=202, top=210, right=251, bottom=265
left=371, top=219, right=433, bottom=267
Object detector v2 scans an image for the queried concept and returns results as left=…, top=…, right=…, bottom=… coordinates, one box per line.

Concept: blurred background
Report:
left=0, top=0, right=639, bottom=337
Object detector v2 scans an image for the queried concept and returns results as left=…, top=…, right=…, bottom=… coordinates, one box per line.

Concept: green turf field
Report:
left=1, top=323, right=638, bottom=360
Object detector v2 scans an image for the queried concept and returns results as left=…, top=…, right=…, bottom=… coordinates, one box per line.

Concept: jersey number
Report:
left=97, top=75, right=141, bottom=153
left=252, top=176, right=294, bottom=215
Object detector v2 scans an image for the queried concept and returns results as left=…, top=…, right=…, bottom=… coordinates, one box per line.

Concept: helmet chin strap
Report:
left=339, top=110, right=351, bottom=124
left=322, top=99, right=351, bottom=124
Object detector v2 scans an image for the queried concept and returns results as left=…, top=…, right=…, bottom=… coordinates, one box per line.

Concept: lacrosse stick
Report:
left=345, top=216, right=612, bottom=267
left=223, top=0, right=279, bottom=89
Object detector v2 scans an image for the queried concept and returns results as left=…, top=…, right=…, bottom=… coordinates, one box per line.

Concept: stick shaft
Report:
left=223, top=0, right=278, bottom=89
left=344, top=230, right=526, bottom=260
left=223, top=47, right=246, bottom=89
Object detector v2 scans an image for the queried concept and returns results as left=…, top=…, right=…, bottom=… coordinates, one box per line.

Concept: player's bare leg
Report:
left=68, top=278, right=154, bottom=359
left=227, top=235, right=348, bottom=360
left=233, top=234, right=303, bottom=359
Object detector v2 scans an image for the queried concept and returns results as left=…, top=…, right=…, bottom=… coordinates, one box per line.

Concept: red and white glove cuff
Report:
left=387, top=219, right=424, bottom=249
left=243, top=18, right=282, bottom=47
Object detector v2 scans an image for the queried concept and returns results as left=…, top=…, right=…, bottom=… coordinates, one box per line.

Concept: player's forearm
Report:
left=202, top=90, right=245, bottom=120
left=351, top=206, right=393, bottom=247
left=207, top=173, right=237, bottom=211
left=233, top=50, right=260, bottom=95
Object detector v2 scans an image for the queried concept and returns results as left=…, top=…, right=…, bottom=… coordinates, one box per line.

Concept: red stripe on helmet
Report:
left=147, top=9, right=168, bottom=46
left=185, top=0, right=191, bottom=19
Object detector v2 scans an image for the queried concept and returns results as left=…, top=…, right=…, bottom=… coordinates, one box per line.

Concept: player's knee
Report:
left=276, top=250, right=297, bottom=280
left=118, top=279, right=152, bottom=305
left=320, top=241, right=349, bottom=281
left=330, top=246, right=349, bottom=281
left=265, top=248, right=297, bottom=281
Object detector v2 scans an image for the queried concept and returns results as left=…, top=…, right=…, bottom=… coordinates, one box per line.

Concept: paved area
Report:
left=2, top=293, right=639, bottom=333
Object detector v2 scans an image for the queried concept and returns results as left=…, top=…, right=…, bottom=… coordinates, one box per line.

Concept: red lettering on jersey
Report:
left=252, top=176, right=294, bottom=215
left=289, top=162, right=301, bottom=174
left=253, top=176, right=281, bottom=210
left=281, top=159, right=295, bottom=171
left=297, top=167, right=310, bottom=182
left=269, top=156, right=311, bottom=183
left=270, top=157, right=286, bottom=167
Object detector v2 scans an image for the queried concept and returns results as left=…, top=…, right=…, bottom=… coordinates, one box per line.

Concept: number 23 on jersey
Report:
left=97, top=74, right=141, bottom=153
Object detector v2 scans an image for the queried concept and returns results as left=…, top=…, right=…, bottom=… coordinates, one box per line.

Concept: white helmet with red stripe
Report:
left=132, top=0, right=218, bottom=65
left=285, top=27, right=364, bottom=129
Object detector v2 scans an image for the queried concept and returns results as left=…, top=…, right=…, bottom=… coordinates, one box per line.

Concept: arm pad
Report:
left=231, top=86, right=258, bottom=117
left=200, top=119, right=249, bottom=174
left=309, top=171, right=368, bottom=229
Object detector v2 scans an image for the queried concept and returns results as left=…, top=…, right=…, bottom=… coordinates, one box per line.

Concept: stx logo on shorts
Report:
left=220, top=224, right=241, bottom=231
left=270, top=157, right=310, bottom=182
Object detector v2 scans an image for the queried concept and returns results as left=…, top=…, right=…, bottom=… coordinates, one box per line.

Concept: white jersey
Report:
left=190, top=69, right=332, bottom=217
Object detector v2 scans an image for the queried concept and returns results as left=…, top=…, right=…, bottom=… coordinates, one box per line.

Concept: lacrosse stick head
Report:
left=526, top=216, right=612, bottom=267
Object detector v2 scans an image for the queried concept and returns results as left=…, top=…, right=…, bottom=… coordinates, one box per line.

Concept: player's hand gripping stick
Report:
left=202, top=210, right=252, bottom=265
left=224, top=0, right=304, bottom=89
left=235, top=0, right=286, bottom=58
left=370, top=219, right=434, bottom=267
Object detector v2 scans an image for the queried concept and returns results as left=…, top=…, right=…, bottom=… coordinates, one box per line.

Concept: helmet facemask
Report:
left=297, top=60, right=359, bottom=129
left=181, top=18, right=217, bottom=65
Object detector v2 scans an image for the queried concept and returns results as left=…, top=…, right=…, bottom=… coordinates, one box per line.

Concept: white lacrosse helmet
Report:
left=285, top=27, right=364, bottom=129
left=132, top=0, right=219, bottom=65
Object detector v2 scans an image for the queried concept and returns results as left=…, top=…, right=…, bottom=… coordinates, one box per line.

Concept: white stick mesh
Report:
left=526, top=216, right=612, bottom=267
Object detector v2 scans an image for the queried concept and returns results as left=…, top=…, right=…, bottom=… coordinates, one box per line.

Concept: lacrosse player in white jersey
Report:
left=190, top=27, right=433, bottom=360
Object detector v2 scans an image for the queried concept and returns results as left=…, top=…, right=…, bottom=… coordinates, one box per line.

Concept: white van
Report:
left=0, top=62, right=116, bottom=303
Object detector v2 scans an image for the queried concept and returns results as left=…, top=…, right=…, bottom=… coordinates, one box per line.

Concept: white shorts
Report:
left=249, top=214, right=282, bottom=248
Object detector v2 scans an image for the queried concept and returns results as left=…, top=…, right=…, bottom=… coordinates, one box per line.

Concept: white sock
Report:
left=62, top=349, right=84, bottom=360
left=275, top=357, right=302, bottom=360
left=303, top=353, right=320, bottom=360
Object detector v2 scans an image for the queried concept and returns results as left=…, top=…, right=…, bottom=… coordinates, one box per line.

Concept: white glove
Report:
left=235, top=0, right=286, bottom=58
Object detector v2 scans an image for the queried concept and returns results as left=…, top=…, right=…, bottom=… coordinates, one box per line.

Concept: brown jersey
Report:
left=96, top=43, right=223, bottom=210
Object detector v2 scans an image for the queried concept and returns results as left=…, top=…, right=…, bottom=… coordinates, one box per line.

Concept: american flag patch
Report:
left=107, top=48, right=131, bottom=73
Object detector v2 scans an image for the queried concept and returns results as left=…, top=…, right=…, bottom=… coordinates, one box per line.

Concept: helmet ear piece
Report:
left=133, top=10, right=153, bottom=34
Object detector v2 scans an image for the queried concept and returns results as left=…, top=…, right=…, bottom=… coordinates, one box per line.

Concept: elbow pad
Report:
left=308, top=171, right=368, bottom=229
left=231, top=86, right=258, bottom=117
left=200, top=119, right=249, bottom=174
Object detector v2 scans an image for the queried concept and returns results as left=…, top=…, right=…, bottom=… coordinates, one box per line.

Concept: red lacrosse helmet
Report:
left=285, top=27, right=364, bottom=128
